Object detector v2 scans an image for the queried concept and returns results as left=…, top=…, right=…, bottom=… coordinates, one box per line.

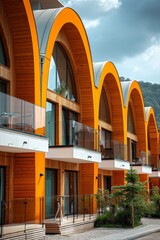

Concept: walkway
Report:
left=45, top=218, right=160, bottom=240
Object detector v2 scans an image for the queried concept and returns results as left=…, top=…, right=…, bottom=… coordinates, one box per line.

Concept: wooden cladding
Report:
left=1, top=0, right=36, bottom=103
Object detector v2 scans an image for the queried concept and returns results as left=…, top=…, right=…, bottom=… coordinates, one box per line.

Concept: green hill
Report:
left=139, top=81, right=160, bottom=129
left=120, top=77, right=160, bottom=129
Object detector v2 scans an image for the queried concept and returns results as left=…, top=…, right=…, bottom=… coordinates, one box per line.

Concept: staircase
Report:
left=0, top=224, right=45, bottom=240
left=45, top=215, right=96, bottom=235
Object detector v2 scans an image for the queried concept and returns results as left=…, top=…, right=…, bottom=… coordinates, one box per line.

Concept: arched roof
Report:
left=145, top=106, right=159, bottom=167
left=121, top=80, right=147, bottom=151
left=34, top=7, right=95, bottom=127
left=145, top=106, right=157, bottom=126
left=94, top=61, right=106, bottom=88
left=94, top=61, right=125, bottom=143
left=34, top=8, right=62, bottom=56
left=145, top=106, right=158, bottom=133
left=1, top=0, right=40, bottom=104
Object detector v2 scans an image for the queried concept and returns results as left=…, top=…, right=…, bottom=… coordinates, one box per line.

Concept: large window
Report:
left=0, top=79, right=7, bottom=93
left=46, top=102, right=56, bottom=146
left=101, top=129, right=112, bottom=148
left=99, top=88, right=111, bottom=123
left=62, top=108, right=78, bottom=145
left=0, top=36, right=7, bottom=66
left=103, top=176, right=111, bottom=193
left=48, top=43, right=77, bottom=102
left=128, top=104, right=135, bottom=134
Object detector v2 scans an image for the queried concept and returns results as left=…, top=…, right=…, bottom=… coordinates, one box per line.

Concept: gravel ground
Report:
left=45, top=218, right=160, bottom=240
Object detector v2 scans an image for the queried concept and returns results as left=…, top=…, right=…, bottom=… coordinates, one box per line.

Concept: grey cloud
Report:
left=67, top=0, right=160, bottom=63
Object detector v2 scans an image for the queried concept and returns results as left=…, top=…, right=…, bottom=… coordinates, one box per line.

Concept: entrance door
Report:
left=103, top=176, right=111, bottom=193
left=64, top=171, right=78, bottom=215
left=45, top=169, right=57, bottom=218
left=0, top=167, right=6, bottom=226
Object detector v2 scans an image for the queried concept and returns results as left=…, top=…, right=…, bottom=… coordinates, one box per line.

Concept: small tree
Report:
left=112, top=168, right=148, bottom=227
left=150, top=186, right=160, bottom=217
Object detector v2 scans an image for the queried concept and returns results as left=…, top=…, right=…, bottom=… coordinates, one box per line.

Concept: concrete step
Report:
left=45, top=215, right=96, bottom=235
left=1, top=227, right=45, bottom=240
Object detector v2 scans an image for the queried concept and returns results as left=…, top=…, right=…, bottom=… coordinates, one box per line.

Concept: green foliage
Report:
left=96, top=188, right=112, bottom=212
left=148, top=186, right=160, bottom=217
left=112, top=168, right=147, bottom=227
left=56, top=81, right=68, bottom=97
left=95, top=168, right=148, bottom=228
left=94, top=210, right=116, bottom=227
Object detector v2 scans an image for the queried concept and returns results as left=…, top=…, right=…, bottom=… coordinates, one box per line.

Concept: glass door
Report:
left=45, top=169, right=57, bottom=218
left=0, top=167, right=6, bottom=226
left=103, top=176, right=111, bottom=193
left=64, top=171, right=78, bottom=215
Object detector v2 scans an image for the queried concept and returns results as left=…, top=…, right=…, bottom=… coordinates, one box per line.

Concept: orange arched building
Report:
left=0, top=0, right=159, bottom=236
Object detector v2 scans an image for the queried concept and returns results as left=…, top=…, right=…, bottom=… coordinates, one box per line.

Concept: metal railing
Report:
left=100, top=141, right=126, bottom=160
left=0, top=194, right=99, bottom=237
left=0, top=197, right=45, bottom=238
left=0, top=92, right=45, bottom=135
left=45, top=194, right=97, bottom=225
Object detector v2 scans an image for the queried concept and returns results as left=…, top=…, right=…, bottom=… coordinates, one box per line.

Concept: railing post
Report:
left=83, top=195, right=85, bottom=221
left=24, top=199, right=27, bottom=233
left=73, top=196, right=75, bottom=223
left=0, top=201, right=3, bottom=238
left=40, top=197, right=44, bottom=228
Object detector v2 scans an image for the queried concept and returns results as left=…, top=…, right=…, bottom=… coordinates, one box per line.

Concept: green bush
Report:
left=95, top=168, right=148, bottom=228
left=94, top=210, right=116, bottom=227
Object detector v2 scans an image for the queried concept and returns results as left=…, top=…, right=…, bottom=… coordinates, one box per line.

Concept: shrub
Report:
left=94, top=210, right=116, bottom=227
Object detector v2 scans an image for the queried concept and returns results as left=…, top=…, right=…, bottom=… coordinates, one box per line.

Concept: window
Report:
left=99, top=88, right=111, bottom=123
left=0, top=36, right=7, bottom=66
left=45, top=168, right=57, bottom=218
left=48, top=43, right=77, bottom=102
left=0, top=80, right=7, bottom=123
left=0, top=79, right=7, bottom=93
left=46, top=102, right=56, bottom=146
left=132, top=140, right=137, bottom=160
left=101, top=129, right=112, bottom=148
left=62, top=108, right=78, bottom=145
left=128, top=104, right=135, bottom=134
left=103, top=176, right=111, bottom=193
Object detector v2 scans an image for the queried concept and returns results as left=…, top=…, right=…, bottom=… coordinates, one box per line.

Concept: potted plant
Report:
left=57, top=81, right=68, bottom=98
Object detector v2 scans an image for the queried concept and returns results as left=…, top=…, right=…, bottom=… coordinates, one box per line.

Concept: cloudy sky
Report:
left=61, top=0, right=160, bottom=84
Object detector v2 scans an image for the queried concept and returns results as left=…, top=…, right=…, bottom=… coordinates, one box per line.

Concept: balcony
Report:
left=131, top=151, right=152, bottom=174
left=0, top=92, right=48, bottom=153
left=149, top=161, right=160, bottom=178
left=98, top=141, right=130, bottom=170
left=46, top=120, right=101, bottom=163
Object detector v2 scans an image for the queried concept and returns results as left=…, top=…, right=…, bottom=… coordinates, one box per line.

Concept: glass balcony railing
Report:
left=0, top=92, right=45, bottom=136
left=100, top=141, right=126, bottom=160
left=132, top=151, right=147, bottom=165
left=62, top=120, right=97, bottom=151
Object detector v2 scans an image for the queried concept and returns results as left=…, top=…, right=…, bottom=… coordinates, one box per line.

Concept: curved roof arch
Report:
left=145, top=106, right=159, bottom=167
left=1, top=0, right=40, bottom=104
left=121, top=80, right=147, bottom=151
left=94, top=61, right=125, bottom=143
left=35, top=7, right=95, bottom=126
left=145, top=106, right=158, bottom=127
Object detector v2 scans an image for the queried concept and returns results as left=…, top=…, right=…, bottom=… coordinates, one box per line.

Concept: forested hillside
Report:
left=120, top=77, right=160, bottom=129
left=139, top=81, right=160, bottom=129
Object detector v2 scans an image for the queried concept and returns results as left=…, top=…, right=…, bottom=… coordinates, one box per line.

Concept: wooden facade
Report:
left=0, top=0, right=159, bottom=226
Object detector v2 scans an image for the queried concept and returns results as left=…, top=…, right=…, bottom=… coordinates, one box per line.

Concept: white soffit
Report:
left=46, top=146, right=101, bottom=163
left=99, top=159, right=130, bottom=170
left=149, top=170, right=160, bottom=178
left=132, top=165, right=152, bottom=174
left=0, top=128, right=48, bottom=153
